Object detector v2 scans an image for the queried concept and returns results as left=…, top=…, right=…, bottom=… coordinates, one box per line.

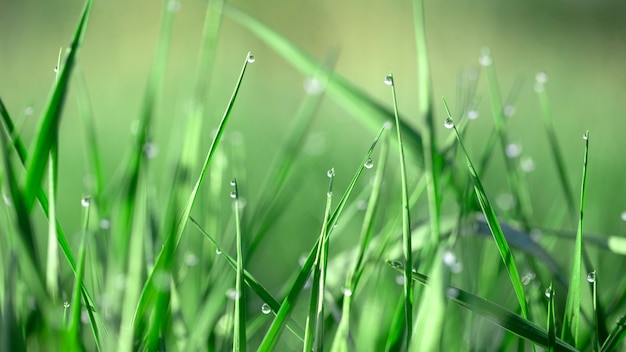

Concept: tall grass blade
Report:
left=413, top=248, right=447, bottom=351
left=23, top=0, right=93, bottom=210
left=547, top=284, right=556, bottom=352
left=600, top=316, right=626, bottom=352
left=232, top=180, right=246, bottom=352
left=443, top=98, right=529, bottom=320
left=561, top=131, right=589, bottom=347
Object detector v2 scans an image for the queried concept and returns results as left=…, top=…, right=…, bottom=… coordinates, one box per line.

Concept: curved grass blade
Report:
left=386, top=73, right=414, bottom=348
left=303, top=172, right=334, bottom=351
left=561, top=131, right=589, bottom=347
left=23, top=0, right=93, bottom=210
left=387, top=261, right=577, bottom=352
left=600, top=316, right=626, bottom=352
left=443, top=98, right=529, bottom=320
left=257, top=125, right=387, bottom=351
left=222, top=5, right=425, bottom=169
left=232, top=179, right=246, bottom=352
left=189, top=217, right=305, bottom=341
left=133, top=52, right=254, bottom=345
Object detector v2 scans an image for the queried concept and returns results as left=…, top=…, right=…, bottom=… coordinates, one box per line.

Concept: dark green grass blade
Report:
left=222, top=5, right=425, bottom=168
left=387, top=261, right=578, bottom=352
left=23, top=0, right=93, bottom=210
left=600, top=316, right=626, bottom=352
left=133, top=52, right=253, bottom=343
left=386, top=73, right=414, bottom=348
left=443, top=98, right=529, bottom=320
left=190, top=217, right=305, bottom=341
left=303, top=172, right=333, bottom=352
left=232, top=180, right=246, bottom=352
left=0, top=98, right=27, bottom=166
left=547, top=284, right=556, bottom=352
left=561, top=131, right=589, bottom=347
left=257, top=125, right=387, bottom=351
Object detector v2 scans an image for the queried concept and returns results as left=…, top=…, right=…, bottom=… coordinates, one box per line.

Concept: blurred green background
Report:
left=2, top=0, right=626, bottom=298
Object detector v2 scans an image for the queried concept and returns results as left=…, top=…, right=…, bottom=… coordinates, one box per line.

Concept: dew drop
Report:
left=442, top=251, right=457, bottom=267
left=143, top=142, right=158, bottom=158
left=166, top=0, right=181, bottom=12
left=24, top=106, right=34, bottom=116
left=503, top=105, right=516, bottom=118
left=356, top=200, right=368, bottom=211
left=395, top=275, right=404, bottom=285
left=505, top=143, right=522, bottom=158
left=621, top=211, right=626, bottom=221
left=261, top=303, right=271, bottom=314
left=327, top=168, right=335, bottom=178
left=247, top=53, right=256, bottom=63
left=54, top=66, right=59, bottom=73
left=81, top=196, right=91, bottom=208
left=587, top=271, right=596, bottom=283
left=229, top=179, right=237, bottom=186
left=443, top=117, right=455, bottom=129
left=496, top=193, right=515, bottom=211
left=229, top=191, right=237, bottom=199
left=341, top=287, right=353, bottom=297
left=226, top=288, right=241, bottom=300
left=479, top=55, right=492, bottom=67
left=383, top=74, right=394, bottom=86
left=520, top=156, right=536, bottom=172
left=582, top=132, right=589, bottom=141
left=535, top=72, right=548, bottom=84
left=467, top=110, right=479, bottom=120
left=184, top=252, right=198, bottom=266
left=446, top=287, right=459, bottom=299
left=521, top=272, right=536, bottom=286
left=303, top=77, right=323, bottom=95
left=99, top=218, right=111, bottom=230
left=215, top=248, right=222, bottom=255
left=383, top=121, right=393, bottom=130
left=298, top=255, right=307, bottom=267
left=63, top=301, right=70, bottom=309
left=327, top=191, right=333, bottom=198
left=390, top=260, right=402, bottom=269
left=545, top=287, right=554, bottom=298
left=364, top=158, right=374, bottom=169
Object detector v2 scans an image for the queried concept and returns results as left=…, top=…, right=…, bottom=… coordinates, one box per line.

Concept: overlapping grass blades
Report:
left=257, top=125, right=387, bottom=351
left=561, top=131, right=590, bottom=347
left=387, top=261, right=577, bottom=352
left=443, top=98, right=529, bottom=320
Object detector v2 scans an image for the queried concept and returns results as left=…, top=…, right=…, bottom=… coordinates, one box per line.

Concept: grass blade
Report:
left=386, top=73, right=414, bottom=348
left=413, top=247, right=447, bottom=351
left=387, top=261, right=577, bottom=352
left=257, top=125, right=387, bottom=351
left=561, top=131, right=589, bottom=347
left=547, top=284, right=556, bottom=352
left=23, top=0, right=93, bottom=210
left=442, top=98, right=529, bottom=320
left=232, top=179, right=246, bottom=352
left=600, top=316, right=626, bottom=352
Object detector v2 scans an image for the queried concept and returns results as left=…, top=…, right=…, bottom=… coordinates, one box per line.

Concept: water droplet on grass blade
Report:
left=247, top=53, right=256, bottom=63
left=261, top=303, right=271, bottom=314
left=54, top=66, right=59, bottom=73
left=583, top=131, right=589, bottom=140
left=229, top=191, right=237, bottom=199
left=479, top=55, right=492, bottom=67
left=535, top=72, right=548, bottom=84
left=505, top=143, right=522, bottom=158
left=215, top=248, right=222, bottom=255
left=327, top=168, right=335, bottom=178
left=395, top=275, right=404, bottom=285
left=621, top=211, right=626, bottom=221
left=520, top=156, right=536, bottom=172
left=468, top=110, right=479, bottom=120
left=303, top=77, right=323, bottom=95
left=143, top=143, right=158, bottom=158
left=587, top=271, right=596, bottom=283
left=521, top=272, right=536, bottom=285
left=383, top=74, right=394, bottom=86
left=444, top=117, right=455, bottom=129
left=390, top=260, right=402, bottom=268
left=81, top=196, right=91, bottom=207
left=356, top=200, right=367, bottom=211
left=446, top=287, right=459, bottom=299
left=545, top=287, right=554, bottom=298
left=229, top=179, right=236, bottom=186
left=64, top=301, right=70, bottom=309
left=341, top=287, right=353, bottom=297
left=503, top=105, right=516, bottom=118
left=364, top=158, right=374, bottom=169
left=226, top=288, right=241, bottom=300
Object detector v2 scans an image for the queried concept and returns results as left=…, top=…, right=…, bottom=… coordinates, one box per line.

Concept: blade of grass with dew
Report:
left=387, top=73, right=414, bottom=348
left=257, top=125, right=387, bottom=351
left=222, top=5, right=425, bottom=168
left=590, top=272, right=600, bottom=351
left=330, top=132, right=389, bottom=352
left=600, top=316, right=626, bottom=352
left=23, top=0, right=92, bottom=210
left=547, top=283, right=556, bottom=352
left=132, top=52, right=254, bottom=344
left=189, top=217, right=305, bottom=342
left=303, top=171, right=334, bottom=351
left=442, top=97, right=529, bottom=320
left=232, top=179, right=246, bottom=352
left=387, top=261, right=578, bottom=352
left=0, top=96, right=105, bottom=350
left=561, top=131, right=589, bottom=347
left=65, top=201, right=91, bottom=351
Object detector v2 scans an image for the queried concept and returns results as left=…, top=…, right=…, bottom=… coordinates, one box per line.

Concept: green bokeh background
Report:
left=2, top=0, right=626, bottom=305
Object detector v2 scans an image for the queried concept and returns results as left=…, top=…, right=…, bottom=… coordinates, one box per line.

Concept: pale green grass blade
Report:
left=189, top=217, right=305, bottom=341
left=590, top=272, right=600, bottom=351
left=222, top=5, right=425, bottom=168
left=257, top=125, right=387, bottom=351
left=547, top=284, right=556, bottom=352
left=413, top=247, right=447, bottom=351
left=232, top=179, right=246, bottom=352
left=561, top=131, right=589, bottom=347
left=388, top=261, right=578, bottom=352
left=303, top=171, right=333, bottom=352
left=133, top=52, right=253, bottom=344
left=387, top=73, right=414, bottom=348
left=443, top=98, right=529, bottom=320
left=600, top=316, right=626, bottom=352
left=23, top=0, right=93, bottom=210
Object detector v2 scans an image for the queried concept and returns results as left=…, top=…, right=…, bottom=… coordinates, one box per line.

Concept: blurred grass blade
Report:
left=547, top=284, right=556, bottom=352
left=23, top=0, right=93, bottom=210
left=413, top=248, right=447, bottom=351
left=189, top=217, right=305, bottom=341
left=223, top=5, right=425, bottom=169
left=561, top=131, right=589, bottom=347
left=387, top=261, right=577, bottom=352
left=443, top=98, right=529, bottom=320
left=387, top=73, right=414, bottom=348
left=303, top=172, right=334, bottom=352
left=232, top=180, right=246, bottom=352
left=133, top=52, right=253, bottom=344
left=600, top=316, right=626, bottom=352
left=257, top=125, right=387, bottom=351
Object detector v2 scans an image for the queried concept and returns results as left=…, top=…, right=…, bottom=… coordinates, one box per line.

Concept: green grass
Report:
left=2, top=1, right=626, bottom=351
